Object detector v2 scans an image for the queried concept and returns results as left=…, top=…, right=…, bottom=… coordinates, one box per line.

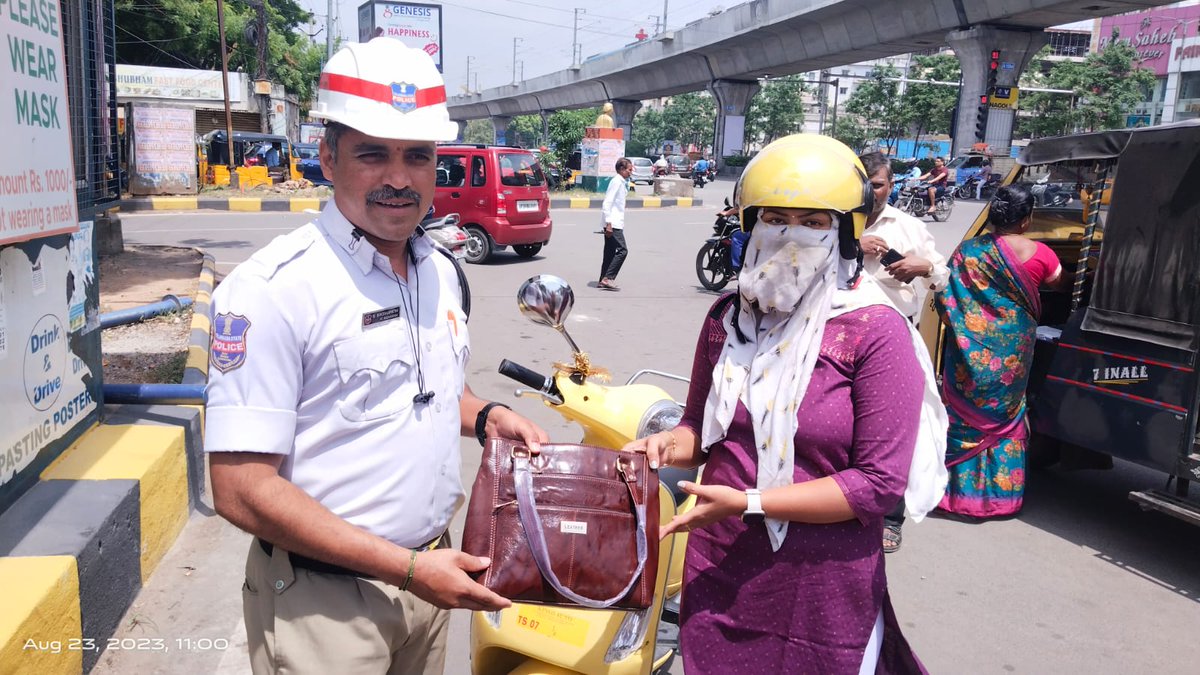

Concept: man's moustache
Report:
left=366, top=186, right=423, bottom=203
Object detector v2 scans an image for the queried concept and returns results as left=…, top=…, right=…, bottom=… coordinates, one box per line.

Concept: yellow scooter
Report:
left=470, top=275, right=695, bottom=675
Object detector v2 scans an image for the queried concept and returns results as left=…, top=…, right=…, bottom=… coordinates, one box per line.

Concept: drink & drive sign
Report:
left=0, top=0, right=79, bottom=245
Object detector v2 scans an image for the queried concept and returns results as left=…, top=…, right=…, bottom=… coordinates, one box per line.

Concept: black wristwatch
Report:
left=475, top=402, right=512, bottom=446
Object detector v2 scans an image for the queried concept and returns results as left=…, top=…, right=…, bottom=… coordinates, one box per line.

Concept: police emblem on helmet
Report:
left=391, top=82, right=417, bottom=113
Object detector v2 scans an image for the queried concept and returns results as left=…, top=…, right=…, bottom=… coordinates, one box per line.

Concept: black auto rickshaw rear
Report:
left=922, top=120, right=1200, bottom=526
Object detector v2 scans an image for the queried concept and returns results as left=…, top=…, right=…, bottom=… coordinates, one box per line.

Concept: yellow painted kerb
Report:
left=676, top=197, right=694, bottom=208
left=151, top=196, right=198, bottom=211
left=42, top=425, right=189, bottom=583
left=290, top=198, right=321, bottom=212
left=0, top=556, right=82, bottom=674
left=569, top=197, right=591, bottom=209
left=640, top=196, right=662, bottom=208
left=227, top=197, right=262, bottom=212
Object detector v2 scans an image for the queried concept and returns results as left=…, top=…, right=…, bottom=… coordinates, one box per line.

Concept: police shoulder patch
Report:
left=211, top=313, right=251, bottom=373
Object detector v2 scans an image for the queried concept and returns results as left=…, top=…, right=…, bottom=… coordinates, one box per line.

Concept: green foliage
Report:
left=830, top=116, right=869, bottom=153
left=114, top=0, right=326, bottom=103
left=844, top=63, right=907, bottom=154
left=902, top=54, right=961, bottom=137
left=1017, top=38, right=1157, bottom=138
left=546, top=108, right=600, bottom=163
left=628, top=108, right=664, bottom=157
left=745, top=76, right=809, bottom=145
left=508, top=114, right=544, bottom=148
left=660, top=93, right=715, bottom=149
left=463, top=119, right=493, bottom=145
left=722, top=154, right=751, bottom=167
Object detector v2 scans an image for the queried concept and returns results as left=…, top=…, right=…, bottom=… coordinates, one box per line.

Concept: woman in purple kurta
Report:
left=674, top=301, right=925, bottom=673
left=623, top=135, right=929, bottom=673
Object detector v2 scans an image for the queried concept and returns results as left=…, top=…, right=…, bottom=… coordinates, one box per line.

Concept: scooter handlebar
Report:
left=498, top=359, right=553, bottom=392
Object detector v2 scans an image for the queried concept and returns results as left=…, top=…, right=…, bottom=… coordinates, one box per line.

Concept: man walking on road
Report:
left=599, top=157, right=633, bottom=290
left=204, top=38, right=548, bottom=675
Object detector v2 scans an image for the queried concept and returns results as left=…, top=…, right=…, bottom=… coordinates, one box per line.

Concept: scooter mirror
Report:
left=517, top=275, right=582, bottom=354
left=518, top=275, right=574, bottom=328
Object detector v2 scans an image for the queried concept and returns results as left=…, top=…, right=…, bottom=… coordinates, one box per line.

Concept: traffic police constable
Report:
left=205, top=38, right=548, bottom=674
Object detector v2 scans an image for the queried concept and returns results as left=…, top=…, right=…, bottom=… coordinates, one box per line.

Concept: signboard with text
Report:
left=116, top=64, right=244, bottom=102
left=1, top=0, right=80, bottom=245
left=1099, top=5, right=1200, bottom=77
left=130, top=106, right=197, bottom=195
left=357, top=2, right=443, bottom=72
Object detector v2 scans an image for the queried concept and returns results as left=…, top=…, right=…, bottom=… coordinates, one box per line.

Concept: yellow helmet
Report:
left=735, top=134, right=873, bottom=239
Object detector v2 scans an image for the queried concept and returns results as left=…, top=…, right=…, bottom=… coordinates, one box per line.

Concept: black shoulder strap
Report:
left=707, top=292, right=749, bottom=344
left=435, top=247, right=471, bottom=320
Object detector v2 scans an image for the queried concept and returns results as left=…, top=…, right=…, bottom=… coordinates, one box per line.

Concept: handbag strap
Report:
left=512, top=453, right=648, bottom=609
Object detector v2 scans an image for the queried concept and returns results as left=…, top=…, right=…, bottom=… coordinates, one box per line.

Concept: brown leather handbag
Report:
left=463, top=438, right=658, bottom=610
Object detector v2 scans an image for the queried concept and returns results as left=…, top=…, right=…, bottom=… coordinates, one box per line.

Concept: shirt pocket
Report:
left=333, top=328, right=419, bottom=423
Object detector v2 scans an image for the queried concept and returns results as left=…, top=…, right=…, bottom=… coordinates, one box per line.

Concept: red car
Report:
left=433, top=145, right=553, bottom=263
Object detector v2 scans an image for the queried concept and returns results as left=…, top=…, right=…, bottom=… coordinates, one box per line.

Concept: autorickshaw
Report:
left=920, top=120, right=1200, bottom=526
left=199, top=130, right=302, bottom=186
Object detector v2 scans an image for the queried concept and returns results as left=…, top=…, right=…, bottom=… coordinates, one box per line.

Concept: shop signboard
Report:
left=358, top=2, right=443, bottom=72
left=116, top=64, right=244, bottom=102
left=1099, top=6, right=1200, bottom=76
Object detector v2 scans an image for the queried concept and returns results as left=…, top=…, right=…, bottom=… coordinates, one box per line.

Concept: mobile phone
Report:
left=880, top=249, right=905, bottom=266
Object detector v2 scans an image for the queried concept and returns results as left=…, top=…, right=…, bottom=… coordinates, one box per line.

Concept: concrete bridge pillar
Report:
left=948, top=26, right=1047, bottom=158
left=491, top=115, right=512, bottom=145
left=610, top=100, right=643, bottom=144
left=539, top=110, right=554, bottom=147
left=708, top=79, right=760, bottom=169
left=455, top=120, right=466, bottom=142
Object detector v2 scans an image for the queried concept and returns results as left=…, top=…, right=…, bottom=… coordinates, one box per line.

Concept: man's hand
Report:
left=886, top=256, right=933, bottom=283
left=604, top=223, right=613, bottom=237
left=404, top=549, right=512, bottom=611
left=487, top=406, right=549, bottom=454
left=660, top=482, right=747, bottom=538
left=860, top=234, right=890, bottom=257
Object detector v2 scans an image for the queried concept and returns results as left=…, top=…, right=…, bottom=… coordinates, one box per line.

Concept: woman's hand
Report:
left=621, top=430, right=677, bottom=470
left=660, top=482, right=748, bottom=538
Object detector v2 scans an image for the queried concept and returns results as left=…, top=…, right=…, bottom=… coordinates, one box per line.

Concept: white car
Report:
left=629, top=157, right=655, bottom=185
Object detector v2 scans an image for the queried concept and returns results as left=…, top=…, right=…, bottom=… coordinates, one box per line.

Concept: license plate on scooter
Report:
left=516, top=200, right=539, bottom=212
left=511, top=605, right=590, bottom=647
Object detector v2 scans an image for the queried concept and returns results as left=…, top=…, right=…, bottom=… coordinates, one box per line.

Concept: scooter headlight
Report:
left=604, top=608, right=651, bottom=663
left=637, top=400, right=684, bottom=440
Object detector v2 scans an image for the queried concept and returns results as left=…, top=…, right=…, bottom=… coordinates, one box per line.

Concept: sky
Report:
left=296, top=0, right=731, bottom=94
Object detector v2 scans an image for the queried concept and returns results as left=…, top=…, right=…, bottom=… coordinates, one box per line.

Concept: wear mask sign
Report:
left=0, top=4, right=99, bottom=511
left=358, top=2, right=444, bottom=72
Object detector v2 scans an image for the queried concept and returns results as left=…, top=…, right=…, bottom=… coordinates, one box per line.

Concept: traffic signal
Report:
left=975, top=95, right=989, bottom=140
left=987, top=49, right=1000, bottom=98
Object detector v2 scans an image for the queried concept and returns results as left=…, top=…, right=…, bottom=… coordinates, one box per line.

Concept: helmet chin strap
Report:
left=837, top=212, right=864, bottom=287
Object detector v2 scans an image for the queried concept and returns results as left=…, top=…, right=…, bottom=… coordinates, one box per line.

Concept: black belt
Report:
left=258, top=532, right=447, bottom=579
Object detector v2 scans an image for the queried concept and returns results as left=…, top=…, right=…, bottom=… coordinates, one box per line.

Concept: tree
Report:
left=463, top=119, right=493, bottom=145
left=546, top=108, right=600, bottom=163
left=508, top=115, right=544, bottom=148
left=745, top=76, right=810, bottom=146
left=628, top=107, right=665, bottom=157
left=1017, top=37, right=1156, bottom=138
left=830, top=116, right=869, bottom=153
left=660, top=92, right=715, bottom=150
left=901, top=54, right=960, bottom=146
left=114, top=0, right=326, bottom=103
left=844, top=63, right=907, bottom=154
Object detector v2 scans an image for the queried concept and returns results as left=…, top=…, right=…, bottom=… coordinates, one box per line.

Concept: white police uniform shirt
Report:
left=862, top=204, right=950, bottom=319
left=204, top=202, right=469, bottom=548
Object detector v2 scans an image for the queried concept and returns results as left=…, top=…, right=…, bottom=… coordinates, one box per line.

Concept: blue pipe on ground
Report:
left=104, top=383, right=206, bottom=405
left=100, top=295, right=194, bottom=330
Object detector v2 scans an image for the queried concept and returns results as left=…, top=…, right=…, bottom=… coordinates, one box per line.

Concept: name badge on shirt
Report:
left=362, top=306, right=401, bottom=327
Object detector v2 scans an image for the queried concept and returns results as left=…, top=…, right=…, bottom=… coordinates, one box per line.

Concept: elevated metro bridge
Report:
left=447, top=0, right=1175, bottom=160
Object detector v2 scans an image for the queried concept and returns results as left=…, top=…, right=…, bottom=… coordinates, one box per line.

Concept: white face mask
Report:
left=738, top=223, right=836, bottom=314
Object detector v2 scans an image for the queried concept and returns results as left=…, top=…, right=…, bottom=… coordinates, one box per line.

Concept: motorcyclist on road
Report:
left=920, top=157, right=949, bottom=207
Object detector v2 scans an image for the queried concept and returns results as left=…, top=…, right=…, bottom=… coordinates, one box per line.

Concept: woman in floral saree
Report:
left=935, top=184, right=1068, bottom=517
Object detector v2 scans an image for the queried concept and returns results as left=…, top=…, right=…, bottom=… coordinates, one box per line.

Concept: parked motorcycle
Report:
left=695, top=206, right=740, bottom=291
left=420, top=212, right=469, bottom=259
left=1030, top=174, right=1073, bottom=207
left=895, top=178, right=955, bottom=221
left=470, top=275, right=696, bottom=675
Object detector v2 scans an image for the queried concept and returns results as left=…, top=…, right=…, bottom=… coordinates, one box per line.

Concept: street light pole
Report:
left=512, top=37, right=523, bottom=85
left=466, top=55, right=475, bottom=94
left=648, top=15, right=661, bottom=36
left=326, top=0, right=335, bottom=59
left=662, top=0, right=668, bottom=33
left=572, top=9, right=586, bottom=67
left=216, top=0, right=236, bottom=180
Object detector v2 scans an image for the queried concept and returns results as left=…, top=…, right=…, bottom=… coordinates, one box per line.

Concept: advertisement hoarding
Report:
left=115, top=64, right=244, bottom=102
left=1098, top=5, right=1200, bottom=77
left=358, top=2, right=443, bottom=72
left=130, top=106, right=197, bottom=195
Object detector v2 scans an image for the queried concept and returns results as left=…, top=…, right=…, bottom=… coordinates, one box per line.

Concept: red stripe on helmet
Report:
left=319, top=73, right=447, bottom=109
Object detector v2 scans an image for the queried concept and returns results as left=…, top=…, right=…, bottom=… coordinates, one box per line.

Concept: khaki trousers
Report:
left=242, top=540, right=449, bottom=675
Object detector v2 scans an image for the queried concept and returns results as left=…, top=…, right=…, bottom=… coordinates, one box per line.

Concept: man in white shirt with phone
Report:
left=599, top=157, right=633, bottom=290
